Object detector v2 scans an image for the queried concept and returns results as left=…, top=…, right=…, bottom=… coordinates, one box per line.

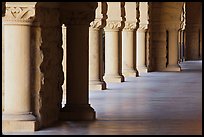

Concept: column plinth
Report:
left=60, top=104, right=95, bottom=121
left=165, top=64, right=181, bottom=71
left=89, top=80, right=106, bottom=90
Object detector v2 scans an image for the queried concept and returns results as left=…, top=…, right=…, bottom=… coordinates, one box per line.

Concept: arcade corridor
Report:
left=4, top=60, right=202, bottom=135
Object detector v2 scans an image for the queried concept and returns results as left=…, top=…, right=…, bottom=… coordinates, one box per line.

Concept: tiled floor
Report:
left=4, top=60, right=202, bottom=135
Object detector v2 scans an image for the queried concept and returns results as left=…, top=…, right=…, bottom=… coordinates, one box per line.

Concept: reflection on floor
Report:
left=4, top=60, right=202, bottom=135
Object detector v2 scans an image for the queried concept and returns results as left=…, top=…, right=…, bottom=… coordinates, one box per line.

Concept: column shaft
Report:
left=103, top=30, right=124, bottom=83
left=166, top=29, right=181, bottom=71
left=136, top=29, right=148, bottom=73
left=89, top=28, right=106, bottom=90
left=3, top=21, right=37, bottom=132
left=122, top=30, right=138, bottom=77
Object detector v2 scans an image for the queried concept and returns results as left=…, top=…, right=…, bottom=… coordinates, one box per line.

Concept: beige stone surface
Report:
left=103, top=2, right=124, bottom=83
left=89, top=3, right=106, bottom=90
left=122, top=2, right=138, bottom=77
left=2, top=2, right=202, bottom=133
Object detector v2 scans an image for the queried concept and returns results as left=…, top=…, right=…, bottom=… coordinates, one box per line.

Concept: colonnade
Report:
left=2, top=2, right=202, bottom=132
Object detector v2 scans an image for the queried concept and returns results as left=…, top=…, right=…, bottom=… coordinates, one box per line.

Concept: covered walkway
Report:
left=4, top=60, right=202, bottom=135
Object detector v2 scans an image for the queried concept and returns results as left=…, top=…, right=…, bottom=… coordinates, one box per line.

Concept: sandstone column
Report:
left=166, top=26, right=181, bottom=71
left=103, top=2, right=124, bottom=83
left=2, top=2, right=38, bottom=132
left=122, top=2, right=139, bottom=77
left=89, top=2, right=106, bottom=90
left=136, top=2, right=149, bottom=73
left=137, top=25, right=148, bottom=73
left=60, top=3, right=97, bottom=120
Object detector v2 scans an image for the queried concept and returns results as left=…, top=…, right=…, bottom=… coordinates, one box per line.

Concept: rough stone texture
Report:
left=186, top=2, right=202, bottom=60
left=148, top=2, right=183, bottom=71
left=30, top=7, right=64, bottom=128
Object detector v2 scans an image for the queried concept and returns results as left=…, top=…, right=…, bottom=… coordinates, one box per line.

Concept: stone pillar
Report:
left=122, top=2, right=139, bottom=77
left=60, top=3, right=97, bottom=120
left=137, top=25, right=148, bottom=73
left=166, top=26, right=181, bottom=71
left=185, top=2, right=202, bottom=60
left=136, top=2, right=149, bottom=73
left=103, top=2, right=124, bottom=83
left=2, top=2, right=38, bottom=132
left=186, top=24, right=200, bottom=60
left=89, top=3, right=106, bottom=90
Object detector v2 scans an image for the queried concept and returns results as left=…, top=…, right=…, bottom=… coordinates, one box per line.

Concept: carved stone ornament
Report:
left=123, top=22, right=137, bottom=31
left=104, top=21, right=123, bottom=31
left=3, top=6, right=35, bottom=24
left=90, top=19, right=103, bottom=30
left=137, top=24, right=148, bottom=31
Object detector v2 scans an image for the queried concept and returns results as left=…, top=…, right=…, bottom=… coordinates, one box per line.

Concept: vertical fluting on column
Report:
left=2, top=2, right=38, bottom=132
left=59, top=3, right=97, bottom=120
left=122, top=2, right=139, bottom=77
left=89, top=2, right=106, bottom=90
left=103, top=2, right=125, bottom=83
left=136, top=2, right=149, bottom=73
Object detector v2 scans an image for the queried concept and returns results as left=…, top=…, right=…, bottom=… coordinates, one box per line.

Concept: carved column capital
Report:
left=3, top=4, right=36, bottom=25
left=123, top=22, right=138, bottom=31
left=89, top=19, right=105, bottom=30
left=104, top=21, right=124, bottom=31
left=137, top=24, right=148, bottom=32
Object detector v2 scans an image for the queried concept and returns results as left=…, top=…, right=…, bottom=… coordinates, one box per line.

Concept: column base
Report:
left=137, top=66, right=148, bottom=73
left=122, top=69, right=138, bottom=77
left=60, top=104, right=96, bottom=121
left=165, top=64, right=181, bottom=72
left=2, top=113, right=38, bottom=132
left=103, top=75, right=124, bottom=83
left=89, top=80, right=106, bottom=90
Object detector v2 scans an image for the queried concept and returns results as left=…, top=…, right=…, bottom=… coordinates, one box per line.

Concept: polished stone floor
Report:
left=4, top=60, right=202, bottom=135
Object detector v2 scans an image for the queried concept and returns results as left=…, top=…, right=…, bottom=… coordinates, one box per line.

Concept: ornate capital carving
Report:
left=137, top=24, right=148, bottom=32
left=123, top=22, right=137, bottom=31
left=90, top=19, right=104, bottom=30
left=3, top=5, right=35, bottom=25
left=62, top=11, right=95, bottom=25
left=104, top=21, right=124, bottom=31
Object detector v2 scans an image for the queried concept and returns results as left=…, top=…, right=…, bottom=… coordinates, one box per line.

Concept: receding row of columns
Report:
left=2, top=2, right=202, bottom=133
left=89, top=2, right=149, bottom=90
